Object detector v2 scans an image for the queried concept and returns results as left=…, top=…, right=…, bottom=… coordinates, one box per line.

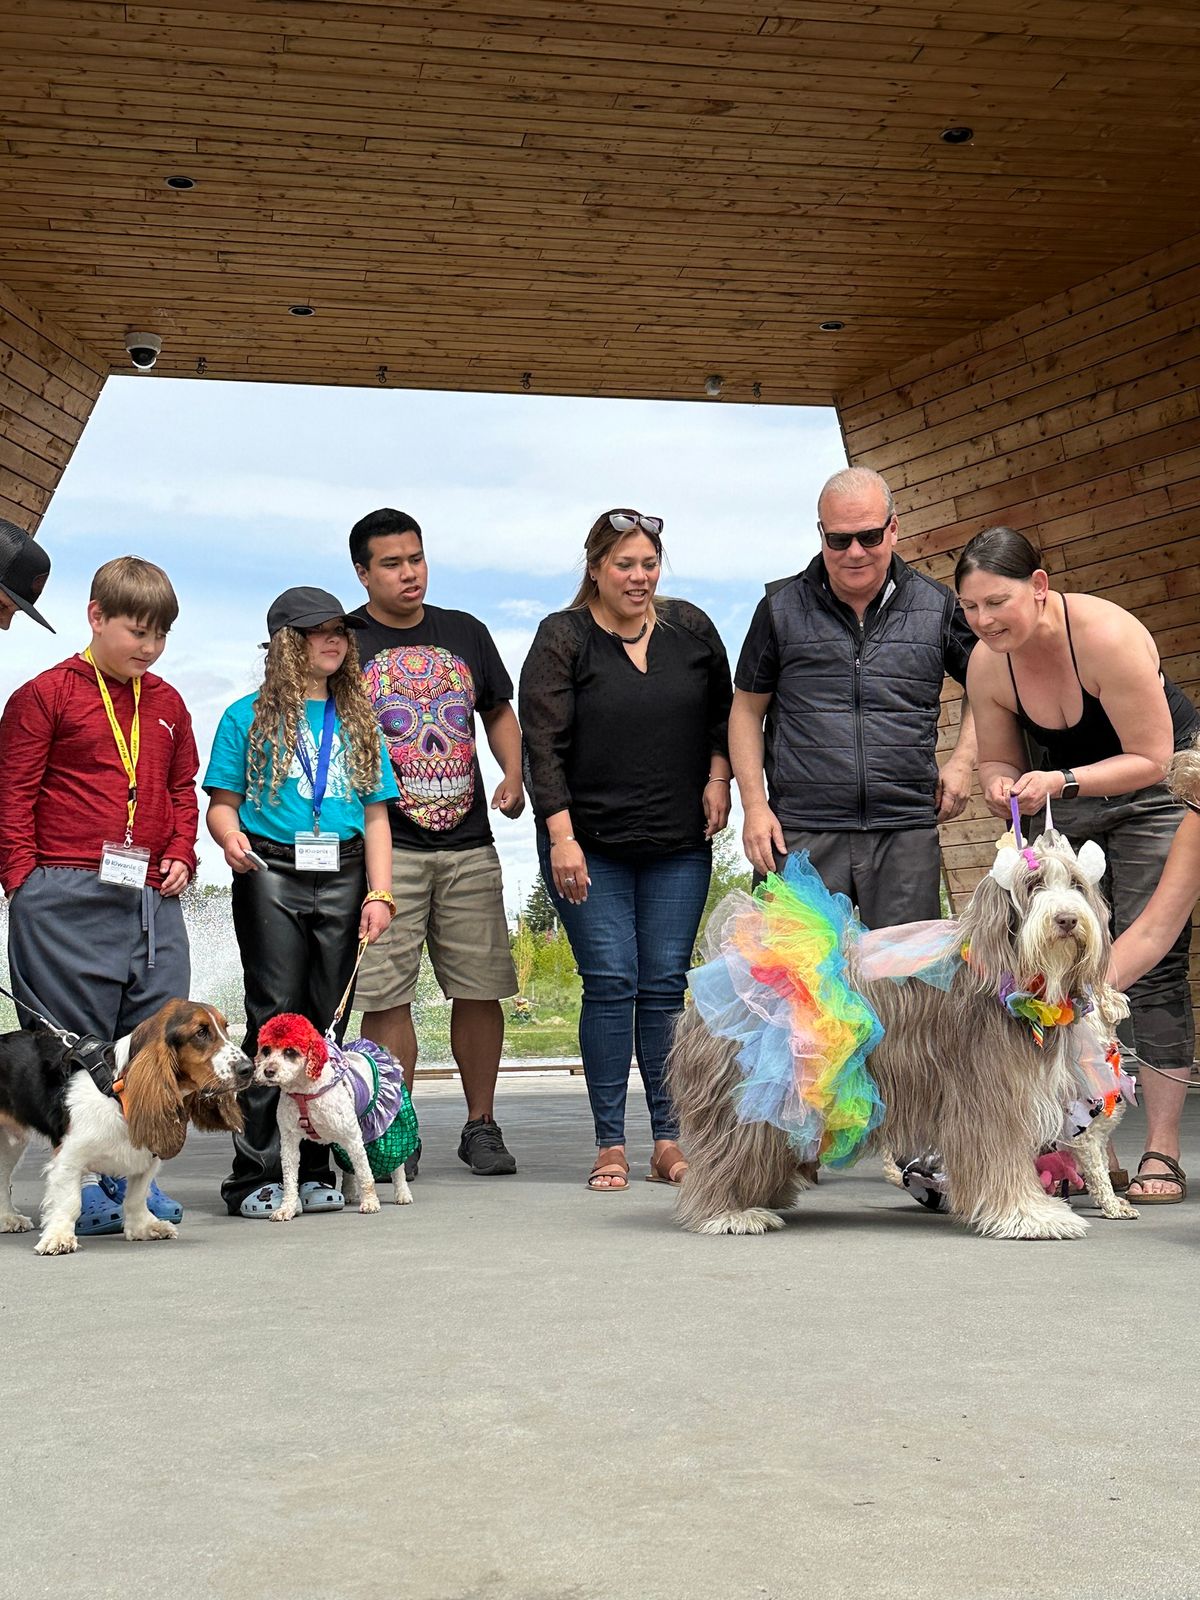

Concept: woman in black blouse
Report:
left=519, top=509, right=733, bottom=1191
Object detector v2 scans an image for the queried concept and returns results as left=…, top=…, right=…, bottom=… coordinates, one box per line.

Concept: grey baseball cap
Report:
left=266, top=586, right=366, bottom=638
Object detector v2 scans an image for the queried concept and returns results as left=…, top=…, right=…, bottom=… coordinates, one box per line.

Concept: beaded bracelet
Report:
left=362, top=889, right=397, bottom=917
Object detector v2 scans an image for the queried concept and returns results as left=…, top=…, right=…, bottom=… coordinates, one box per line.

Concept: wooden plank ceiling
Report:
left=2, top=0, right=1200, bottom=402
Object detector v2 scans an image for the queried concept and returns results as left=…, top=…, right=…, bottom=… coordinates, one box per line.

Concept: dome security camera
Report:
left=125, top=332, right=163, bottom=370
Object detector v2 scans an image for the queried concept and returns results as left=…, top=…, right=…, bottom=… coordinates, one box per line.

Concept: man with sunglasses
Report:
left=729, top=466, right=977, bottom=928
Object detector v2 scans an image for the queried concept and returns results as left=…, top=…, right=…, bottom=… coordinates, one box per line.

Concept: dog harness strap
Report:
left=288, top=1065, right=349, bottom=1139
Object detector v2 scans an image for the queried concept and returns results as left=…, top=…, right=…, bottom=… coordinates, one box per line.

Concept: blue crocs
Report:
left=239, top=1183, right=284, bottom=1218
left=99, top=1174, right=184, bottom=1224
left=299, top=1180, right=344, bottom=1213
left=75, top=1181, right=124, bottom=1236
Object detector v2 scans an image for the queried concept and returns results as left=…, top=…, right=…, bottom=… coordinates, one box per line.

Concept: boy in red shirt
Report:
left=0, top=556, right=199, bottom=1232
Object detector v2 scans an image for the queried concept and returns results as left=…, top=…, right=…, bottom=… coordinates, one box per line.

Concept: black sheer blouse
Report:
left=519, top=597, right=733, bottom=857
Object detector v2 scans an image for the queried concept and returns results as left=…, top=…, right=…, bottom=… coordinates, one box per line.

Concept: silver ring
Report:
left=565, top=875, right=576, bottom=885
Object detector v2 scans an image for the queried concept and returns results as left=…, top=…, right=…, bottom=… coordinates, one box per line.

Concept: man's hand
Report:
left=742, top=802, right=785, bottom=878
left=935, top=757, right=974, bottom=823
left=359, top=899, right=393, bottom=944
left=491, top=776, right=525, bottom=819
left=159, top=858, right=190, bottom=896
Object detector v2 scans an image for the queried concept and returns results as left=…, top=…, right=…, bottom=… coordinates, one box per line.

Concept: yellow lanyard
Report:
left=84, top=647, right=140, bottom=844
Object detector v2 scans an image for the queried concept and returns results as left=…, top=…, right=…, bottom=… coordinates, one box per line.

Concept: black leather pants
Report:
left=221, top=844, right=366, bottom=1213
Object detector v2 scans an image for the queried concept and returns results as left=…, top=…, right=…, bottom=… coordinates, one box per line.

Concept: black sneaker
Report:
left=458, top=1116, right=517, bottom=1176
left=404, top=1139, right=422, bottom=1183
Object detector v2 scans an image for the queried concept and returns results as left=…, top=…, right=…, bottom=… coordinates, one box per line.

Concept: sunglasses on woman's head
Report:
left=818, top=517, right=893, bottom=552
left=608, top=512, right=664, bottom=537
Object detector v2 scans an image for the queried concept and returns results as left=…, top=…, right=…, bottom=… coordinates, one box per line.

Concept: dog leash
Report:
left=324, top=935, right=370, bottom=1041
left=0, top=977, right=80, bottom=1045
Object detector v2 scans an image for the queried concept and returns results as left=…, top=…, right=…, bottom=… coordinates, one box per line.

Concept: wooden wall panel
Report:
left=838, top=231, right=1200, bottom=1045
left=0, top=277, right=106, bottom=530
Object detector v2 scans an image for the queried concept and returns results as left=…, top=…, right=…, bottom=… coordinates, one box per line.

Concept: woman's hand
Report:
left=703, top=779, right=731, bottom=839
left=982, top=774, right=1015, bottom=819
left=1010, top=769, right=1064, bottom=815
left=222, top=830, right=256, bottom=874
left=549, top=837, right=589, bottom=905
left=359, top=899, right=393, bottom=944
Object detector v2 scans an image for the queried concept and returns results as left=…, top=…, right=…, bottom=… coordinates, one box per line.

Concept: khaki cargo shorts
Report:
left=355, top=843, right=517, bottom=1009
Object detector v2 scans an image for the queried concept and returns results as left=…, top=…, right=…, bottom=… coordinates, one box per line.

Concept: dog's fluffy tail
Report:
left=666, top=1006, right=806, bottom=1234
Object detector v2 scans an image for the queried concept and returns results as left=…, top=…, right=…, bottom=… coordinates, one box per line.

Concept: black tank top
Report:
left=1008, top=595, right=1198, bottom=767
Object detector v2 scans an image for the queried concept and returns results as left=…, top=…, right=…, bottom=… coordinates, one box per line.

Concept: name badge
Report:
left=99, top=841, right=150, bottom=889
left=294, top=831, right=340, bottom=872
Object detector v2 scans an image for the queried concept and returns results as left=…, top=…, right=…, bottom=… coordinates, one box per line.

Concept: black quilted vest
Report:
left=764, top=554, right=961, bottom=832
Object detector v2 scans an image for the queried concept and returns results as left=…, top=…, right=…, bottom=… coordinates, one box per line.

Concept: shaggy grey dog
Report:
left=668, top=832, right=1121, bottom=1242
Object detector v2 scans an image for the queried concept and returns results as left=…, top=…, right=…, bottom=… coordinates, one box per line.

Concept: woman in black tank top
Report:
left=956, top=527, right=1199, bottom=1204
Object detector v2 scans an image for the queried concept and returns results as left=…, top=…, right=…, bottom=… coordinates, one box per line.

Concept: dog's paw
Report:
left=691, top=1208, right=785, bottom=1236
left=125, top=1218, right=178, bottom=1242
left=271, top=1204, right=300, bottom=1222
left=984, top=1205, right=1090, bottom=1241
left=393, top=1181, right=413, bottom=1206
left=1098, top=1197, right=1139, bottom=1220
left=35, top=1228, right=78, bottom=1256
left=358, top=1193, right=381, bottom=1214
left=0, top=1210, right=34, bottom=1233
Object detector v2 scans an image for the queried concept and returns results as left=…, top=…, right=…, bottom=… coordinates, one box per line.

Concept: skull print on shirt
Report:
left=362, top=645, right=476, bottom=831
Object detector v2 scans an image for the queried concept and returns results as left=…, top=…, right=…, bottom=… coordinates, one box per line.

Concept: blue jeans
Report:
left=538, top=832, right=711, bottom=1146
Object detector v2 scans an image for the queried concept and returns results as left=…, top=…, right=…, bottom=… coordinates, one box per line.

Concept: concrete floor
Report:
left=5, top=1075, right=1200, bottom=1600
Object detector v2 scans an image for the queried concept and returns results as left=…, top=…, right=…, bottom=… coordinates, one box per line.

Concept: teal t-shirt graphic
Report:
left=204, top=693, right=398, bottom=844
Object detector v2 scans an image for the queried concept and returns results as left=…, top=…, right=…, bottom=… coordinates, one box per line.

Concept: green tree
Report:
left=511, top=915, right=537, bottom=997
left=523, top=875, right=559, bottom=935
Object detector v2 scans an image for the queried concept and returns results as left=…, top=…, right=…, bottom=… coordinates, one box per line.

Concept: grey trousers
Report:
left=6, top=866, right=191, bottom=1039
left=776, top=826, right=943, bottom=929
left=1054, top=786, right=1195, bottom=1074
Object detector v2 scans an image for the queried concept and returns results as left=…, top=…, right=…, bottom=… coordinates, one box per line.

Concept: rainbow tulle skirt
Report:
left=688, top=851, right=885, bottom=1166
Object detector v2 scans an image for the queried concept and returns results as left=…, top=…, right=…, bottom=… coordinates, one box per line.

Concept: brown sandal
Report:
left=646, top=1143, right=688, bottom=1185
left=1127, top=1150, right=1187, bottom=1204
left=587, top=1150, right=629, bottom=1192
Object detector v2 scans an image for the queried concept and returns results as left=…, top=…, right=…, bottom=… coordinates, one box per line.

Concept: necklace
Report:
left=606, top=618, right=648, bottom=645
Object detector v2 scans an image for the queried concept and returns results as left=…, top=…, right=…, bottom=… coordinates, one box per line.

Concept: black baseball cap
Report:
left=266, top=586, right=366, bottom=638
left=0, top=519, right=53, bottom=632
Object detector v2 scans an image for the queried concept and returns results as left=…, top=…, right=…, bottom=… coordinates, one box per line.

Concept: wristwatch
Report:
left=1059, top=768, right=1081, bottom=800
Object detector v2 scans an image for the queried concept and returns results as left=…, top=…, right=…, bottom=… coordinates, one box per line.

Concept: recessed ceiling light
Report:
left=164, top=175, right=197, bottom=190
left=940, top=126, right=973, bottom=145
left=819, top=320, right=846, bottom=332
left=288, top=304, right=315, bottom=316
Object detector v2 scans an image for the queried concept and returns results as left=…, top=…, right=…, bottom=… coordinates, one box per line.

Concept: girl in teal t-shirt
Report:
left=204, top=586, right=399, bottom=1218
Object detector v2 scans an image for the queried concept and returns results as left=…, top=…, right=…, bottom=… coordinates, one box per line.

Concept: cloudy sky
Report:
left=5, top=377, right=847, bottom=908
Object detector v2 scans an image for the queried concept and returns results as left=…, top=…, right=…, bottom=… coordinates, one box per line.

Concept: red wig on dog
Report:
left=257, top=1014, right=329, bottom=1081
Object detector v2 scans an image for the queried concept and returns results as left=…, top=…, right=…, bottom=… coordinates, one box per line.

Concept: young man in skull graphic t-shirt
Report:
left=350, top=507, right=524, bottom=1178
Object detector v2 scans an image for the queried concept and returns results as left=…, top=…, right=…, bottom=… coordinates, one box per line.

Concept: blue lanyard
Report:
left=294, top=696, right=337, bottom=831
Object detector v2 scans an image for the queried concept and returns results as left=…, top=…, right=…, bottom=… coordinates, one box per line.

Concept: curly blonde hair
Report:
left=1167, top=730, right=1200, bottom=808
left=247, top=627, right=382, bottom=804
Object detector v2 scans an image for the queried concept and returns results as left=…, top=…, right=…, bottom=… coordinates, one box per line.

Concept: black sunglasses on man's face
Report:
left=818, top=516, right=894, bottom=553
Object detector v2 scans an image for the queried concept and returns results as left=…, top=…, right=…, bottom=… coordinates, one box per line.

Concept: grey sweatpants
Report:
left=6, top=866, right=191, bottom=1040
left=1054, top=786, right=1195, bottom=1075
left=776, top=826, right=943, bottom=929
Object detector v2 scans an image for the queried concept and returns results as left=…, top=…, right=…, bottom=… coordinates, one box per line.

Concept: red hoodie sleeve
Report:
left=0, top=679, right=56, bottom=896
left=162, top=697, right=200, bottom=876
